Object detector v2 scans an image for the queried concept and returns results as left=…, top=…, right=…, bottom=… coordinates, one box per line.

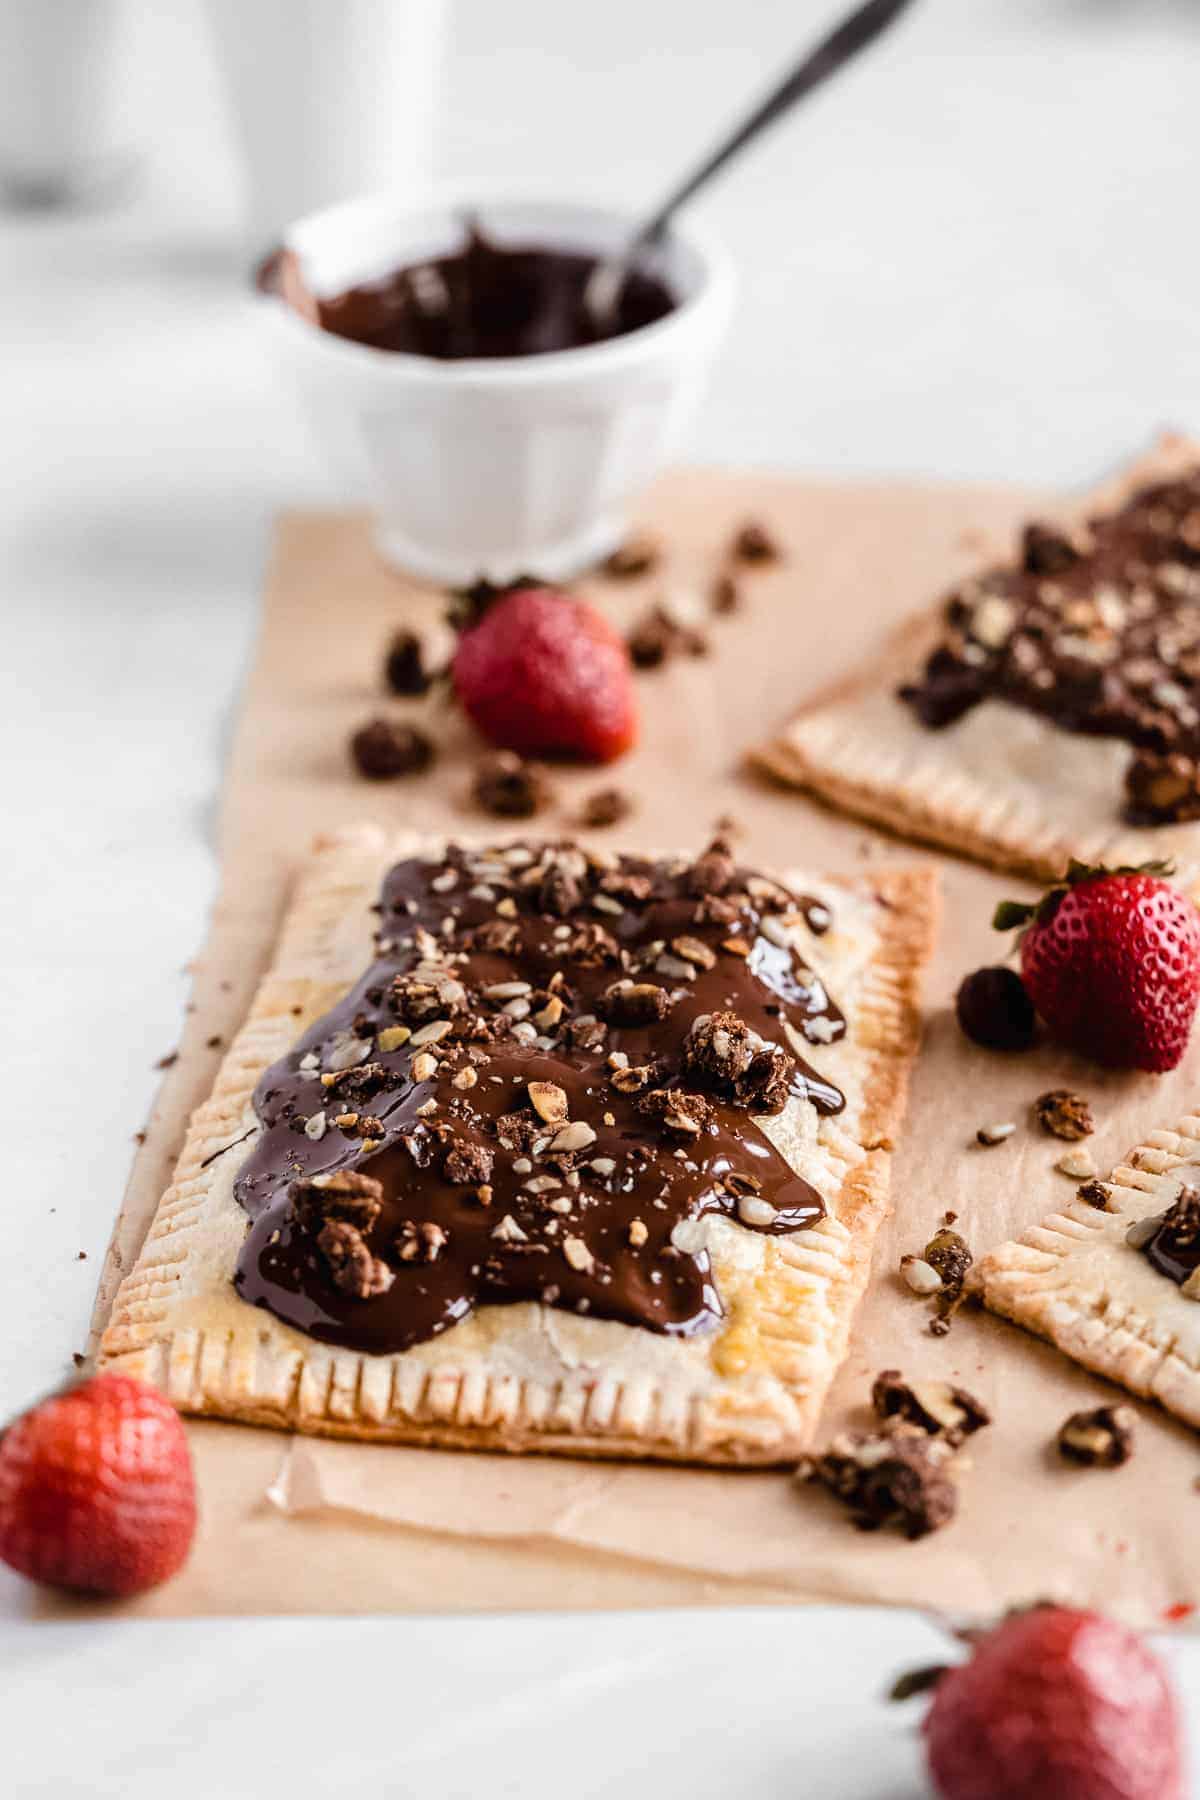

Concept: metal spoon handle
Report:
left=638, top=0, right=914, bottom=248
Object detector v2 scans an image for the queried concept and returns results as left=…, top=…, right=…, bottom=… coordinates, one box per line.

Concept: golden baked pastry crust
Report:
left=99, top=827, right=938, bottom=1465
left=977, top=1112, right=1200, bottom=1431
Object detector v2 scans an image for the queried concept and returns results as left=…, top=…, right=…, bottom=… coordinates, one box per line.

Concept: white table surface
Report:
left=2, top=2, right=1199, bottom=1792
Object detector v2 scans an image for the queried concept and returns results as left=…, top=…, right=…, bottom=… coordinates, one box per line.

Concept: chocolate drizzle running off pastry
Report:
left=233, top=840, right=846, bottom=1354
left=899, top=468, right=1200, bottom=823
left=1127, top=1181, right=1200, bottom=1294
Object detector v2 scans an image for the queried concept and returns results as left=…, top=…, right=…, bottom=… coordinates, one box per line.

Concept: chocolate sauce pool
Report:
left=263, top=227, right=678, bottom=360
left=232, top=842, right=846, bottom=1355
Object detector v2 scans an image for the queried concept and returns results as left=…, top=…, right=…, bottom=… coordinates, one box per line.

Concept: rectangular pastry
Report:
left=976, top=1114, right=1200, bottom=1430
left=99, top=828, right=937, bottom=1465
left=759, top=437, right=1200, bottom=882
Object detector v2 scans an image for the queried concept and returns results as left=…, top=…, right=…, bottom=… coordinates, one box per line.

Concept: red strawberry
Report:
left=994, top=860, right=1200, bottom=1072
left=0, top=1373, right=196, bottom=1597
left=452, top=585, right=637, bottom=763
left=921, top=1606, right=1185, bottom=1800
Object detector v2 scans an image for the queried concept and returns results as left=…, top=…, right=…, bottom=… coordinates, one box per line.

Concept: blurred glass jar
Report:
left=204, top=0, right=446, bottom=252
left=0, top=0, right=134, bottom=207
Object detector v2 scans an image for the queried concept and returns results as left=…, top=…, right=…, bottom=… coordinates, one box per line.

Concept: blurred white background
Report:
left=2, top=4, right=1199, bottom=1792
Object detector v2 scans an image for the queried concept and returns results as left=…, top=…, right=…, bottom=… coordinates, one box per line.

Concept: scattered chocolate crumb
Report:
left=1022, top=520, right=1082, bottom=576
left=443, top=1141, right=494, bottom=1186
left=731, top=519, right=781, bottom=564
left=395, top=1220, right=450, bottom=1264
left=1056, top=1403, right=1135, bottom=1468
left=133, top=1130, right=147, bottom=1146
left=71, top=1353, right=86, bottom=1370
left=871, top=1369, right=990, bottom=1446
left=601, top=532, right=661, bottom=579
left=1077, top=1178, right=1115, bottom=1211
left=1035, top=1088, right=1095, bottom=1141
left=76, top=1251, right=87, bottom=1261
left=580, top=786, right=633, bottom=830
left=317, top=1219, right=394, bottom=1298
left=383, top=628, right=432, bottom=696
left=923, top=1226, right=974, bottom=1334
left=600, top=980, right=672, bottom=1026
left=473, top=752, right=550, bottom=818
left=955, top=966, right=1036, bottom=1052
left=350, top=717, right=435, bottom=780
left=206, top=1034, right=223, bottom=1050
left=154, top=1050, right=178, bottom=1071
left=1126, top=749, right=1200, bottom=825
left=627, top=603, right=708, bottom=668
left=888, top=1665, right=950, bottom=1703
left=798, top=1423, right=958, bottom=1538
left=290, top=1168, right=384, bottom=1235
left=711, top=572, right=741, bottom=614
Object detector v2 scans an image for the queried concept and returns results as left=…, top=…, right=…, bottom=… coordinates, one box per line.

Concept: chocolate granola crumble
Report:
left=899, top=469, right=1200, bottom=823
left=350, top=717, right=434, bottom=780
left=233, top=839, right=849, bottom=1354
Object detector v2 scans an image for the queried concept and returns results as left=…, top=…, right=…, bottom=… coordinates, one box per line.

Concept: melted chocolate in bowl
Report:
left=233, top=842, right=847, bottom=1355
left=265, top=226, right=678, bottom=360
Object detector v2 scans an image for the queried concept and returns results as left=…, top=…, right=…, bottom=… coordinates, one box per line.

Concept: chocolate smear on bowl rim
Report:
left=232, top=839, right=853, bottom=1355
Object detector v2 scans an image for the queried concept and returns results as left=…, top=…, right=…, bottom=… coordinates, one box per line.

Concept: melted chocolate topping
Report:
left=265, top=226, right=677, bottom=361
left=899, top=469, right=1200, bottom=823
left=233, top=841, right=847, bottom=1355
left=1137, top=1183, right=1200, bottom=1287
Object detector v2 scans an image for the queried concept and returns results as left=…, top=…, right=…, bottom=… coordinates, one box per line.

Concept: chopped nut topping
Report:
left=528, top=1081, right=569, bottom=1124
left=1035, top=1089, right=1095, bottom=1141
left=976, top=1121, right=1016, bottom=1146
left=491, top=1214, right=529, bottom=1244
left=900, top=1255, right=943, bottom=1297
left=1056, top=1403, right=1135, bottom=1468
left=1077, top=1178, right=1114, bottom=1211
left=627, top=1218, right=649, bottom=1247
left=563, top=1234, right=595, bottom=1273
left=396, top=1220, right=449, bottom=1264
left=410, top=1050, right=438, bottom=1082
left=1056, top=1147, right=1097, bottom=1179
left=376, top=1025, right=412, bottom=1053
left=671, top=934, right=717, bottom=970
left=600, top=980, right=673, bottom=1025
left=550, top=1121, right=596, bottom=1153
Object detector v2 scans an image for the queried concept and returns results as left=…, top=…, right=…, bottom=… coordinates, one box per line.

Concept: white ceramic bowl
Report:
left=261, top=192, right=735, bottom=583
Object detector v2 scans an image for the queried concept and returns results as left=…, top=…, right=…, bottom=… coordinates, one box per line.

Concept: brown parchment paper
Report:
left=74, top=466, right=1200, bottom=1624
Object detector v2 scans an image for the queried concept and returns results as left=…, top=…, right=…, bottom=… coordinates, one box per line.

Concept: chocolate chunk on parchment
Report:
left=473, top=752, right=550, bottom=818
left=798, top=1424, right=959, bottom=1539
left=1056, top=1403, right=1135, bottom=1468
left=351, top=717, right=435, bottom=780
left=1035, top=1088, right=1095, bottom=1141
